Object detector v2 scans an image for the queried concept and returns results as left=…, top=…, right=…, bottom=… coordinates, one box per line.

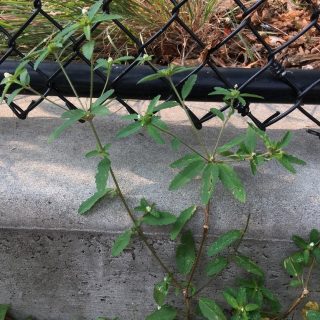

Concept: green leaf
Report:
left=116, top=121, right=141, bottom=138
left=210, top=108, right=225, bottom=121
left=95, top=158, right=111, bottom=192
left=0, top=305, right=9, bottom=320
left=170, top=153, right=202, bottom=169
left=245, top=125, right=256, bottom=153
left=154, top=101, right=178, bottom=112
left=48, top=109, right=86, bottom=143
left=34, top=49, right=49, bottom=70
left=310, top=229, right=320, bottom=243
left=147, top=125, right=165, bottom=144
left=92, top=89, right=114, bottom=109
left=285, top=154, right=306, bottom=166
left=169, top=159, right=206, bottom=190
left=82, top=40, right=95, bottom=60
left=137, top=73, right=164, bottom=84
left=276, top=131, right=292, bottom=148
left=313, top=247, right=320, bottom=264
left=153, top=277, right=171, bottom=306
left=170, top=205, right=197, bottom=240
left=111, top=230, right=132, bottom=257
left=206, top=256, right=228, bottom=277
left=201, top=163, right=219, bottom=204
left=283, top=256, right=303, bottom=277
left=245, top=304, right=259, bottom=312
left=176, top=230, right=196, bottom=274
left=78, top=188, right=113, bottom=215
left=143, top=211, right=177, bottom=226
left=217, top=135, right=245, bottom=154
left=223, top=291, right=239, bottom=309
left=289, top=279, right=302, bottom=288
left=277, top=154, right=296, bottom=173
left=235, top=255, right=264, bottom=278
left=170, top=137, right=181, bottom=151
left=207, top=230, right=242, bottom=256
left=292, top=235, right=308, bottom=250
left=209, top=87, right=231, bottom=96
left=92, top=13, right=121, bottom=23
left=147, top=95, right=161, bottom=114
left=7, top=88, right=23, bottom=105
left=88, top=0, right=103, bottom=19
left=199, top=298, right=227, bottom=320
left=307, top=310, right=320, bottom=320
left=218, top=164, right=246, bottom=203
left=181, top=74, right=197, bottom=100
left=145, top=305, right=177, bottom=320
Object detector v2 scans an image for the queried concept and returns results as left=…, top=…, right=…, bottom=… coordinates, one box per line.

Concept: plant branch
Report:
left=185, top=203, right=210, bottom=319
left=151, top=123, right=207, bottom=160
left=87, top=119, right=182, bottom=289
left=167, top=78, right=210, bottom=158
left=54, top=52, right=86, bottom=110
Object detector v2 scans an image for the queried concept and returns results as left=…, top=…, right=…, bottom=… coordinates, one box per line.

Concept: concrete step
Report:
left=0, top=99, right=319, bottom=319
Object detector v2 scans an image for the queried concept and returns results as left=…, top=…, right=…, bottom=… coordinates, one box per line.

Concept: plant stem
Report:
left=185, top=203, right=210, bottom=318
left=212, top=101, right=233, bottom=157
left=167, top=78, right=210, bottom=158
left=151, top=123, right=207, bottom=160
left=87, top=119, right=182, bottom=289
left=89, top=57, right=94, bottom=110
left=100, top=70, right=110, bottom=97
left=54, top=53, right=86, bottom=110
left=25, top=86, right=68, bottom=111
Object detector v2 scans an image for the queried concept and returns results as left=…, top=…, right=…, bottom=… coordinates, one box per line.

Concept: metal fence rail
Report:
left=0, top=0, right=320, bottom=131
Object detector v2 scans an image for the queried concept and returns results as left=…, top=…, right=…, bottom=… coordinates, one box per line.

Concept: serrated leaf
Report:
left=218, top=164, right=246, bottom=203
left=245, top=125, right=256, bottom=153
left=154, top=100, right=178, bottom=112
left=0, top=305, right=9, bottom=320
left=48, top=109, right=86, bottom=143
left=176, top=230, right=196, bottom=274
left=310, top=229, right=320, bottom=243
left=138, top=73, right=164, bottom=84
left=111, top=230, right=132, bottom=257
left=285, top=154, right=306, bottom=165
left=283, top=256, right=303, bottom=277
left=181, top=74, right=197, bottom=100
left=116, top=121, right=141, bottom=138
left=169, top=159, right=206, bottom=190
left=170, top=153, right=202, bottom=169
left=95, top=158, right=111, bottom=192
left=147, top=95, right=161, bottom=114
left=145, top=305, right=177, bottom=320
left=88, top=0, right=103, bottom=19
left=201, top=163, right=219, bottom=204
left=206, top=256, right=228, bottom=277
left=207, top=230, right=242, bottom=256
left=7, top=88, right=23, bottom=105
left=292, top=235, right=308, bottom=250
left=147, top=125, right=165, bottom=144
left=153, top=277, right=170, bottom=306
left=223, top=291, right=239, bottom=309
left=277, top=131, right=292, bottom=148
left=217, top=135, right=245, bottom=154
left=277, top=155, right=296, bottom=173
left=78, top=188, right=113, bottom=215
left=92, top=89, right=114, bottom=109
left=170, top=205, right=197, bottom=240
left=235, top=255, right=264, bottom=277
left=210, top=108, right=225, bottom=121
left=82, top=40, right=95, bottom=60
left=199, top=298, right=227, bottom=320
left=143, top=211, right=177, bottom=226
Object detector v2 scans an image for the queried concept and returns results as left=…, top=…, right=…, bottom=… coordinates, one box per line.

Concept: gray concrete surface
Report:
left=0, top=97, right=319, bottom=319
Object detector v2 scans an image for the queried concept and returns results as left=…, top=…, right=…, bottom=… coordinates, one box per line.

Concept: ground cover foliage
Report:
left=0, top=1, right=320, bottom=319
left=0, top=0, right=319, bottom=68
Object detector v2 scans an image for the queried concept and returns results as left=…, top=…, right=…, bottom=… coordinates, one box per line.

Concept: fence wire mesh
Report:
left=0, top=0, right=320, bottom=132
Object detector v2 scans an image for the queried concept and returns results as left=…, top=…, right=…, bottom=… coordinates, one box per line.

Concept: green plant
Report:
left=1, top=2, right=319, bottom=320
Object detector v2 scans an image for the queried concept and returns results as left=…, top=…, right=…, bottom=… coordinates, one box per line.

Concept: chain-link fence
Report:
left=0, top=0, right=319, bottom=133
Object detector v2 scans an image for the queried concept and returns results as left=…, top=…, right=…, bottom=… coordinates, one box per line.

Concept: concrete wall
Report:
left=0, top=99, right=319, bottom=319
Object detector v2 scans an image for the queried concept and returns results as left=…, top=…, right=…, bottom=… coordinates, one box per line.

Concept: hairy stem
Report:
left=185, top=203, right=210, bottom=318
left=88, top=119, right=182, bottom=289
left=151, top=123, right=207, bottom=160
left=54, top=53, right=86, bottom=110
left=167, top=78, right=210, bottom=158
